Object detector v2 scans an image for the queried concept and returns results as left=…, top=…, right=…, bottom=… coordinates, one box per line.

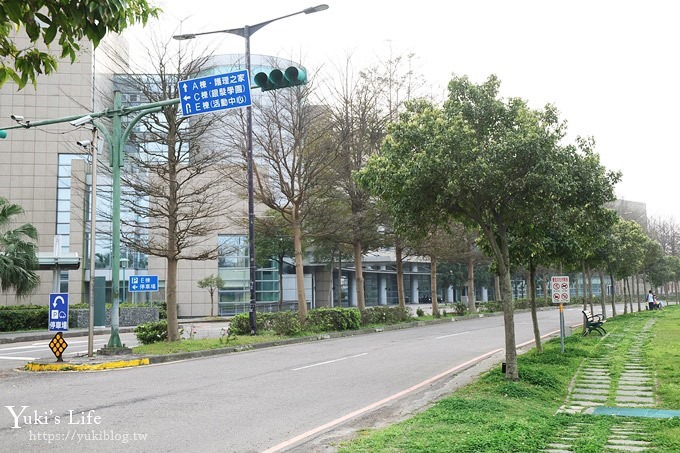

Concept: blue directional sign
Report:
left=129, top=275, right=159, bottom=292
left=48, top=293, right=69, bottom=332
left=178, top=70, right=252, bottom=117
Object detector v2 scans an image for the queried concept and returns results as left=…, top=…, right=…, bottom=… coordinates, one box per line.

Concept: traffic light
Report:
left=253, top=66, right=307, bottom=91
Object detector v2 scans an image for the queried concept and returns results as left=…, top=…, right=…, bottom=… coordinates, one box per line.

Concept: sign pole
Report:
left=551, top=276, right=570, bottom=353
left=559, top=302, right=565, bottom=353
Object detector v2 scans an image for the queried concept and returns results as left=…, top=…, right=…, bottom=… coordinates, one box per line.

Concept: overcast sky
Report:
left=138, top=0, right=680, bottom=220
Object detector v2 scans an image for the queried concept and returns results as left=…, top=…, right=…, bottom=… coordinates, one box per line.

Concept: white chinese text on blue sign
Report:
left=49, top=293, right=69, bottom=332
left=129, top=275, right=159, bottom=292
left=178, top=70, right=252, bottom=117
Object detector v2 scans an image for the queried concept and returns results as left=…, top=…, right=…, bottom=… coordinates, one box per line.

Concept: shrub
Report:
left=271, top=311, right=302, bottom=336
left=0, top=305, right=49, bottom=332
left=360, top=306, right=411, bottom=326
left=229, top=312, right=277, bottom=335
left=416, top=307, right=425, bottom=317
left=481, top=301, right=503, bottom=313
left=306, top=307, right=361, bottom=332
left=134, top=320, right=168, bottom=345
left=453, top=303, right=467, bottom=316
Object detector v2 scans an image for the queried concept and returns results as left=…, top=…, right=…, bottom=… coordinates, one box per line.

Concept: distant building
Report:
left=1, top=39, right=438, bottom=316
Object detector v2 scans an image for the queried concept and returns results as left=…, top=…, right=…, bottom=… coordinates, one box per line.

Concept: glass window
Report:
left=218, top=235, right=249, bottom=268
left=56, top=211, right=70, bottom=224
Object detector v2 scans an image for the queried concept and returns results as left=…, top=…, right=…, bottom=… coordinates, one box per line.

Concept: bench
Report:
left=582, top=310, right=606, bottom=336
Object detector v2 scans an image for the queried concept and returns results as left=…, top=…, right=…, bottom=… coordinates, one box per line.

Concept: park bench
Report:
left=582, top=310, right=606, bottom=336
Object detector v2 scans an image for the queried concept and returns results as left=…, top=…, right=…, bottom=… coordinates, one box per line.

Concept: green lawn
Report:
left=339, top=306, right=680, bottom=452
left=132, top=332, right=282, bottom=354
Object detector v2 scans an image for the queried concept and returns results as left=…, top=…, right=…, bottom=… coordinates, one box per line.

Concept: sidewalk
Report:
left=541, top=315, right=680, bottom=453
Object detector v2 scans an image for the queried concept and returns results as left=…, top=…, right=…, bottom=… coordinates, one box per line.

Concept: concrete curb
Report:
left=24, top=357, right=150, bottom=372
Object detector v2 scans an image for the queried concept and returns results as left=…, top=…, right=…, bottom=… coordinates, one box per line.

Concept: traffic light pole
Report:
left=173, top=4, right=329, bottom=335
left=1, top=96, right=180, bottom=349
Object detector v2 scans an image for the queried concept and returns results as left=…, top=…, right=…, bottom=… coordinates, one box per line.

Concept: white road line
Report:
left=266, top=348, right=504, bottom=453
left=0, top=344, right=43, bottom=351
left=436, top=332, right=470, bottom=339
left=0, top=356, right=37, bottom=361
left=291, top=353, right=368, bottom=371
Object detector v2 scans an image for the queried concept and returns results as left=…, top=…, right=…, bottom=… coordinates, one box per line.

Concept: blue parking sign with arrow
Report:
left=49, top=293, right=69, bottom=332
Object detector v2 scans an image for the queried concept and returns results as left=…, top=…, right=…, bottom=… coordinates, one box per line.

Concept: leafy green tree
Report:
left=1, top=0, right=159, bottom=88
left=0, top=197, right=39, bottom=296
left=358, top=75, right=618, bottom=380
left=607, top=218, right=648, bottom=313
left=197, top=275, right=224, bottom=318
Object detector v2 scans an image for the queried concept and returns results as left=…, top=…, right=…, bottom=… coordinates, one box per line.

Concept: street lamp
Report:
left=77, top=127, right=98, bottom=357
left=173, top=4, right=329, bottom=335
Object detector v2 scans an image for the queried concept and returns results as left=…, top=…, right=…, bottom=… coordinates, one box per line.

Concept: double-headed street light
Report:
left=173, top=4, right=329, bottom=334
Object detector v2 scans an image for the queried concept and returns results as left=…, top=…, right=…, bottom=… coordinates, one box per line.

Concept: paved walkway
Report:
left=544, top=318, right=678, bottom=452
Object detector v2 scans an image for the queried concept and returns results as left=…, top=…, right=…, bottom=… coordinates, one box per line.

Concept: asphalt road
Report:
left=0, top=306, right=592, bottom=453
left=0, top=332, right=140, bottom=371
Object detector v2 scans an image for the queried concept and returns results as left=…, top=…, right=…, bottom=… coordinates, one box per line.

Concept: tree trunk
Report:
left=529, top=260, right=542, bottom=354
left=635, top=274, right=642, bottom=312
left=500, top=264, right=518, bottom=381
left=623, top=279, right=628, bottom=314
left=210, top=288, right=215, bottom=318
left=292, top=217, right=307, bottom=319
left=327, top=254, right=334, bottom=309
left=467, top=252, right=476, bottom=312
left=353, top=240, right=366, bottom=310
left=484, top=227, right=518, bottom=381
left=588, top=267, right=593, bottom=312
left=337, top=254, right=342, bottom=307
left=494, top=274, right=501, bottom=302
left=279, top=255, right=284, bottom=311
left=609, top=272, right=617, bottom=317
left=166, top=256, right=179, bottom=341
left=598, top=269, right=607, bottom=319
left=396, top=244, right=405, bottom=308
left=628, top=278, right=634, bottom=312
left=430, top=255, right=440, bottom=317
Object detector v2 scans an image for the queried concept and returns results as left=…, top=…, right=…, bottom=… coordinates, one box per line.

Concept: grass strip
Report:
left=340, top=307, right=680, bottom=452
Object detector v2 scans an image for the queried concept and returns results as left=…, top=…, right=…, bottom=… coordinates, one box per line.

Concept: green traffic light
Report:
left=254, top=66, right=307, bottom=91
left=284, top=66, right=306, bottom=85
left=0, top=130, right=7, bottom=139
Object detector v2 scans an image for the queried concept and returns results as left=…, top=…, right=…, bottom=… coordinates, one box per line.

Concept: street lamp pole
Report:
left=173, top=4, right=329, bottom=335
left=77, top=127, right=98, bottom=357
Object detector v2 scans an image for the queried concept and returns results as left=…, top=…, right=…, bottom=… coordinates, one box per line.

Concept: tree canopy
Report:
left=357, top=74, right=619, bottom=380
left=0, top=0, right=160, bottom=88
left=0, top=197, right=39, bottom=296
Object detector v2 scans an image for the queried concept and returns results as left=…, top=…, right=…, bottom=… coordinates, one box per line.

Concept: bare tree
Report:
left=100, top=32, right=234, bottom=340
left=220, top=63, right=339, bottom=319
left=324, top=51, right=425, bottom=310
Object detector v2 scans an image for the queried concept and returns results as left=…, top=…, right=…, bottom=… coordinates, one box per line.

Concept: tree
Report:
left=325, top=52, right=423, bottom=310
left=220, top=66, right=339, bottom=320
left=197, top=275, right=224, bottom=318
left=102, top=33, right=234, bottom=341
left=0, top=197, right=39, bottom=296
left=1, top=0, right=159, bottom=88
left=358, top=75, right=618, bottom=380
